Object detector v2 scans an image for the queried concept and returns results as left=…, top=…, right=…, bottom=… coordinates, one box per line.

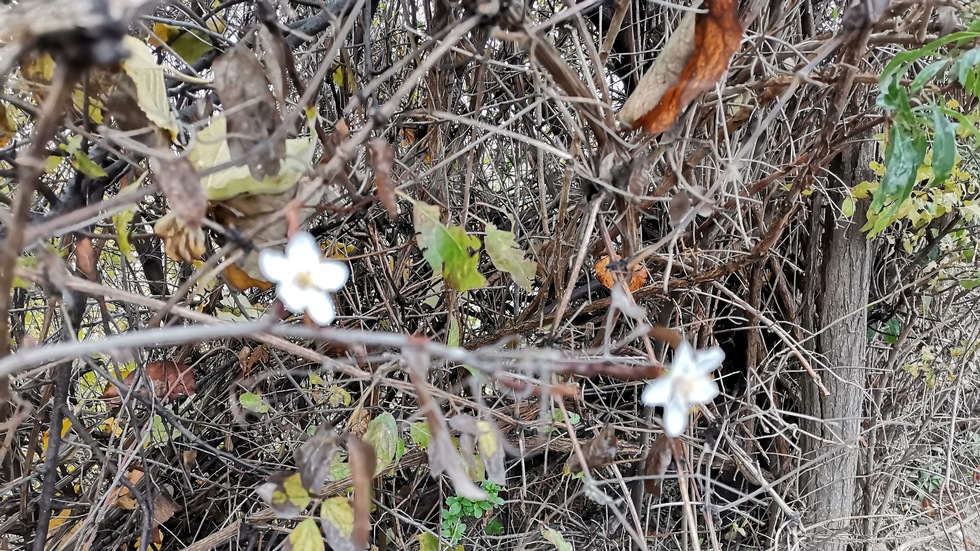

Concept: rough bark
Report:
left=800, top=139, right=874, bottom=550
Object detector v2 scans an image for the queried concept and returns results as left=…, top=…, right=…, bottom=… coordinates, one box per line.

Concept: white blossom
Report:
left=641, top=340, right=724, bottom=437
left=258, top=231, right=349, bottom=325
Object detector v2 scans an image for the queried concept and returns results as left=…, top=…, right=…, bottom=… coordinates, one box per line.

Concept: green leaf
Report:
left=872, top=124, right=927, bottom=215
left=884, top=318, right=901, bottom=344
left=449, top=501, right=461, bottom=516
left=62, top=136, right=106, bottom=178
left=910, top=60, right=948, bottom=94
left=410, top=421, right=431, bottom=449
left=931, top=106, right=957, bottom=186
left=418, top=533, right=440, bottom=551
left=412, top=201, right=486, bottom=292
left=363, top=412, right=398, bottom=475
left=841, top=196, right=855, bottom=217
left=239, top=392, right=270, bottom=413
left=484, top=223, right=536, bottom=291
left=961, top=278, right=980, bottom=291
left=485, top=517, right=504, bottom=536
left=954, top=47, right=980, bottom=86
left=113, top=207, right=135, bottom=261
left=285, top=518, right=325, bottom=551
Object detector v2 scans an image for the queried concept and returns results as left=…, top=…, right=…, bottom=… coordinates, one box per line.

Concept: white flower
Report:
left=258, top=231, right=349, bottom=325
left=641, top=340, right=724, bottom=437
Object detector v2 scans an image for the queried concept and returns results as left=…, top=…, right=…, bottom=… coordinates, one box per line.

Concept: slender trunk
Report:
left=800, top=140, right=874, bottom=550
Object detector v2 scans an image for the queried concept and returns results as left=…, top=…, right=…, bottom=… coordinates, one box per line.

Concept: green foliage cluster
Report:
left=441, top=481, right=506, bottom=545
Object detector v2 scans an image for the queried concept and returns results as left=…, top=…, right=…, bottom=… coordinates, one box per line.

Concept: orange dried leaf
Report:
left=594, top=255, right=649, bottom=291
left=224, top=264, right=273, bottom=292
left=619, top=0, right=743, bottom=135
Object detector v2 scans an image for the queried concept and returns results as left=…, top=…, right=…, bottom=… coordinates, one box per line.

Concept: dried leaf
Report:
left=295, top=425, right=340, bottom=491
left=565, top=423, right=618, bottom=473
left=405, top=348, right=488, bottom=500
left=102, top=361, right=196, bottom=403
left=619, top=0, right=743, bottom=134
left=75, top=236, right=97, bottom=281
left=594, top=255, right=648, bottom=291
left=541, top=528, right=573, bottom=551
left=449, top=415, right=506, bottom=485
left=213, top=42, right=285, bottom=180
left=120, top=36, right=180, bottom=137
left=153, top=211, right=206, bottom=262
left=0, top=102, right=17, bottom=147
left=346, top=436, right=375, bottom=550
left=256, top=471, right=311, bottom=517
left=151, top=155, right=206, bottom=231
left=224, top=264, right=274, bottom=292
left=643, top=433, right=673, bottom=497
left=369, top=138, right=397, bottom=220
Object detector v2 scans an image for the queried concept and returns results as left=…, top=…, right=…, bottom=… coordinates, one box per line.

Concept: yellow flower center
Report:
left=294, top=271, right=316, bottom=289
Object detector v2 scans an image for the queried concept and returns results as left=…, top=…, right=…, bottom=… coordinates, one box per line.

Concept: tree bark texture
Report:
left=800, top=139, right=874, bottom=551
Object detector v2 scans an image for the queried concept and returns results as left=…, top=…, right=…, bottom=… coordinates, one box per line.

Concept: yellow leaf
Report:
left=120, top=36, right=180, bottom=136
left=0, top=103, right=17, bottom=147
left=320, top=497, right=354, bottom=539
left=41, top=418, right=72, bottom=460
left=189, top=116, right=316, bottom=200
left=286, top=518, right=325, bottom=551
left=276, top=472, right=312, bottom=512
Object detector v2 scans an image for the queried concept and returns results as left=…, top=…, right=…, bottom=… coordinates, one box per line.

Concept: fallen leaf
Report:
left=565, top=423, right=618, bottom=473
left=0, top=102, right=16, bottom=147
left=541, top=528, right=573, bottom=551
left=153, top=211, right=206, bottom=262
left=619, top=0, right=743, bottom=134
left=643, top=433, right=673, bottom=497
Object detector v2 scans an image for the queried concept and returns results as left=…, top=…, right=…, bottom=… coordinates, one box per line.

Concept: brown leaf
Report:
left=346, top=435, right=375, bottom=550
left=594, top=255, right=648, bottom=291
left=294, top=425, right=340, bottom=492
left=369, top=138, right=397, bottom=220
left=643, top=433, right=673, bottom=497
left=223, top=264, right=274, bottom=292
left=102, top=361, right=195, bottom=403
left=449, top=414, right=507, bottom=485
left=213, top=42, right=285, bottom=180
left=619, top=0, right=743, bottom=135
left=405, top=347, right=488, bottom=500
left=75, top=236, right=97, bottom=281
left=565, top=423, right=618, bottom=473
left=150, top=155, right=206, bottom=230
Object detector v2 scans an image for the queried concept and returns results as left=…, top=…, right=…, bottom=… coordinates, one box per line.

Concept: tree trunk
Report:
left=800, top=140, right=874, bottom=551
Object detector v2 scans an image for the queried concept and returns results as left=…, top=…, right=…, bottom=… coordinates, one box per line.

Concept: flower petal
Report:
left=277, top=282, right=317, bottom=313
left=258, top=250, right=290, bottom=283
left=285, top=231, right=322, bottom=265
left=661, top=397, right=689, bottom=437
left=641, top=378, right=673, bottom=407
left=311, top=259, right=350, bottom=292
left=304, top=293, right=336, bottom=325
left=670, top=341, right=697, bottom=376
left=694, top=346, right=725, bottom=375
left=683, top=376, right=719, bottom=404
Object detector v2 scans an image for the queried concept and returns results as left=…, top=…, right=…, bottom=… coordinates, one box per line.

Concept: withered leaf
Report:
left=619, top=0, right=743, bottom=135
left=405, top=348, right=488, bottom=500
left=369, top=138, right=397, bottom=220
left=643, top=433, right=673, bottom=497
left=346, top=435, right=375, bottom=550
left=294, top=425, right=340, bottom=491
left=150, top=155, right=206, bottom=230
left=213, top=43, right=285, bottom=180
left=256, top=471, right=311, bottom=518
left=565, top=423, right=618, bottom=473
left=102, top=361, right=196, bottom=403
left=449, top=414, right=507, bottom=485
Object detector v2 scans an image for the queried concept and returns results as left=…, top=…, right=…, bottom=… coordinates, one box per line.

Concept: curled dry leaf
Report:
left=150, top=155, right=206, bottom=230
left=213, top=42, right=285, bottom=181
left=565, top=423, right=618, bottom=473
left=643, top=433, right=673, bottom=497
left=618, top=0, right=743, bottom=135
left=294, top=425, right=340, bottom=491
left=594, top=255, right=648, bottom=291
left=449, top=414, right=507, bottom=485
left=405, top=348, right=488, bottom=500
left=153, top=211, right=205, bottom=262
left=346, top=435, right=375, bottom=550
left=369, top=138, right=397, bottom=220
left=102, top=361, right=196, bottom=403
